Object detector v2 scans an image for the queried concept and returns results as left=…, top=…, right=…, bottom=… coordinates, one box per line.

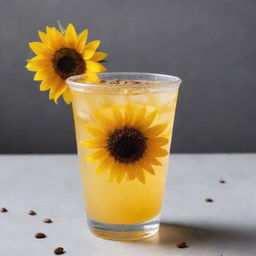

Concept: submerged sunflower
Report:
left=26, top=23, right=107, bottom=104
left=81, top=104, right=170, bottom=184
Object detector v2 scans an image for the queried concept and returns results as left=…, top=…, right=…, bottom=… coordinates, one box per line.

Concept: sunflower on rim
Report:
left=81, top=104, right=170, bottom=184
left=26, top=23, right=107, bottom=104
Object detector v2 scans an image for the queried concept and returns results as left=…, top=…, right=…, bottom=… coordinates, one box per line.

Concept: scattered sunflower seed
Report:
left=205, top=198, right=214, bottom=203
left=34, top=232, right=46, bottom=239
left=176, top=241, right=189, bottom=248
left=0, top=207, right=8, bottom=212
left=28, top=210, right=36, bottom=215
left=43, top=218, right=53, bottom=223
left=54, top=247, right=65, bottom=255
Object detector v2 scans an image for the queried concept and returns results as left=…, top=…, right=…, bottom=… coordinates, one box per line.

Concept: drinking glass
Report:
left=67, top=72, right=181, bottom=241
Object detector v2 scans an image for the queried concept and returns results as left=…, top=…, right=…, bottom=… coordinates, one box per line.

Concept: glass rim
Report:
left=66, top=72, right=182, bottom=94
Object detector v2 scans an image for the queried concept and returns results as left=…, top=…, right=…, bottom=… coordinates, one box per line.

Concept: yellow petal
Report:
left=39, top=81, right=51, bottom=91
left=142, top=163, right=155, bottom=175
left=26, top=62, right=37, bottom=72
left=42, top=75, right=62, bottom=88
left=116, top=170, right=125, bottom=183
left=46, top=26, right=53, bottom=34
left=86, top=60, right=106, bottom=72
left=39, top=29, right=60, bottom=49
left=94, top=111, right=114, bottom=131
left=148, top=148, right=168, bottom=157
left=109, top=166, right=120, bottom=182
left=33, top=70, right=52, bottom=81
left=65, top=24, right=77, bottom=48
left=46, top=26, right=63, bottom=46
left=49, top=87, right=56, bottom=100
left=84, top=126, right=106, bottom=138
left=96, top=158, right=113, bottom=174
left=133, top=105, right=146, bottom=127
left=90, top=52, right=108, bottom=62
left=49, top=80, right=64, bottom=101
left=112, top=107, right=124, bottom=127
left=26, top=58, right=51, bottom=71
left=136, top=169, right=145, bottom=184
left=44, top=28, right=56, bottom=47
left=149, top=157, right=162, bottom=166
left=38, top=31, right=51, bottom=46
left=84, top=71, right=100, bottom=83
left=145, top=123, right=168, bottom=137
left=33, top=72, right=41, bottom=81
left=83, top=40, right=100, bottom=59
left=29, top=42, right=53, bottom=56
left=124, top=104, right=135, bottom=126
left=54, top=83, right=68, bottom=103
left=162, top=128, right=172, bottom=138
left=126, top=165, right=136, bottom=180
left=139, top=110, right=157, bottom=130
left=51, top=27, right=66, bottom=48
left=77, top=29, right=88, bottom=53
left=80, top=139, right=105, bottom=148
left=155, top=148, right=168, bottom=157
left=62, top=88, right=72, bottom=104
left=28, top=55, right=49, bottom=62
left=87, top=150, right=107, bottom=162
left=149, top=137, right=169, bottom=147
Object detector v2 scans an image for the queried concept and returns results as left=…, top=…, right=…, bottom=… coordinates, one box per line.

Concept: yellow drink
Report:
left=68, top=73, right=181, bottom=240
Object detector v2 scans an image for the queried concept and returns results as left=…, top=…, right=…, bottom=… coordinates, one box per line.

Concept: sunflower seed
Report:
left=205, top=198, right=214, bottom=203
left=43, top=218, right=53, bottom=223
left=54, top=247, right=65, bottom=255
left=28, top=210, right=36, bottom=215
left=0, top=207, right=8, bottom=212
left=34, top=233, right=46, bottom=239
left=176, top=241, right=189, bottom=248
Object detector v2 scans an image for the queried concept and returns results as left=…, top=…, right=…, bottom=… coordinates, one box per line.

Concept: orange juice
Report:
left=72, top=87, right=178, bottom=224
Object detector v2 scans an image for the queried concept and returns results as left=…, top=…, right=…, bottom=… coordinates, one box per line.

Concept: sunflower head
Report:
left=107, top=126, right=148, bottom=164
left=26, top=23, right=107, bottom=104
left=81, top=104, right=171, bottom=184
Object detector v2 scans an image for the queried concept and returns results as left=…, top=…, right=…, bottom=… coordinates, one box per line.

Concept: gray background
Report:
left=0, top=0, right=255, bottom=153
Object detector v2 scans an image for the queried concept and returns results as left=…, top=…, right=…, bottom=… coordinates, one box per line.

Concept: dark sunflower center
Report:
left=52, top=48, right=86, bottom=79
left=107, top=126, right=148, bottom=164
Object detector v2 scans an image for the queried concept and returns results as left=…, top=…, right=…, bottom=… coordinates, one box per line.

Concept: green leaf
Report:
left=57, top=20, right=66, bottom=35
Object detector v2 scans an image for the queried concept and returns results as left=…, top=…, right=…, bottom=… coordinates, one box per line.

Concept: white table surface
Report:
left=0, top=154, right=255, bottom=256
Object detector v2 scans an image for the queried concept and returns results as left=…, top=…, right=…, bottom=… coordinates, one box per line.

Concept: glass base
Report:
left=87, top=216, right=160, bottom=241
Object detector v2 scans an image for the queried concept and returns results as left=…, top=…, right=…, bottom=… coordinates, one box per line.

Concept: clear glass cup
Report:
left=67, top=72, right=181, bottom=241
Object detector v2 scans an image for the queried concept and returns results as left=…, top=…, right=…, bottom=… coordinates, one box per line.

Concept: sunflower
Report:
left=26, top=23, right=107, bottom=104
left=81, top=104, right=170, bottom=184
